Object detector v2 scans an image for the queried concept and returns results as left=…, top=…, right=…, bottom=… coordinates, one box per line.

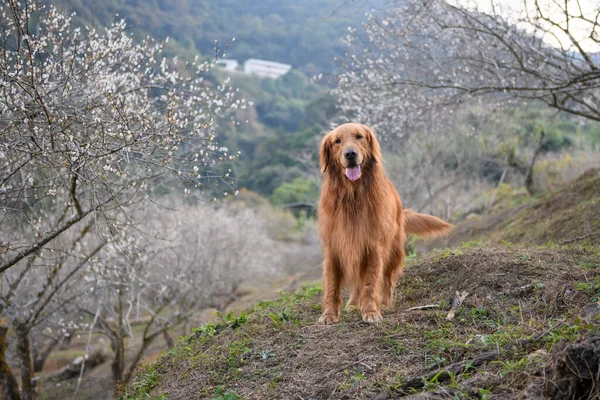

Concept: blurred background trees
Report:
left=0, top=1, right=245, bottom=397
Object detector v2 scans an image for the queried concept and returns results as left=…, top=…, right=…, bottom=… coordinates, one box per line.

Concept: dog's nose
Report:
left=344, top=149, right=358, bottom=160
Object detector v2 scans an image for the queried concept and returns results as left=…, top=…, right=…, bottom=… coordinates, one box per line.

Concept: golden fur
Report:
left=317, top=123, right=453, bottom=324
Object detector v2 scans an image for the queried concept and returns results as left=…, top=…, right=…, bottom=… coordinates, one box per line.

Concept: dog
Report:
left=317, top=123, right=453, bottom=324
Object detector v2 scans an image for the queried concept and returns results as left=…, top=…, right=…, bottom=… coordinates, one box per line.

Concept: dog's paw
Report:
left=362, top=311, right=382, bottom=324
left=318, top=314, right=339, bottom=325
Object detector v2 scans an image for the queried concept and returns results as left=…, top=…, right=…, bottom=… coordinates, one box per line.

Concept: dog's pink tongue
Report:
left=345, top=165, right=361, bottom=181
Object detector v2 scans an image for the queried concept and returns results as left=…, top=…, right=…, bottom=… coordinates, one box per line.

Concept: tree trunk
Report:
left=163, top=329, right=175, bottom=349
left=111, top=293, right=126, bottom=392
left=0, top=320, right=21, bottom=400
left=123, top=325, right=166, bottom=385
left=32, top=337, right=59, bottom=372
left=14, top=323, right=35, bottom=400
left=59, top=330, right=74, bottom=350
left=111, top=335, right=125, bottom=390
left=524, top=130, right=546, bottom=196
left=486, top=167, right=508, bottom=214
left=123, top=337, right=152, bottom=385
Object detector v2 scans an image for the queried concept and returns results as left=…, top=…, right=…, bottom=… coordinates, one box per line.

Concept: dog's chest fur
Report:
left=324, top=178, right=398, bottom=270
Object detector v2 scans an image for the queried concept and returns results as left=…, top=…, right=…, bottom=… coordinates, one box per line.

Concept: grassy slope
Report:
left=426, top=168, right=600, bottom=249
left=122, top=171, right=600, bottom=399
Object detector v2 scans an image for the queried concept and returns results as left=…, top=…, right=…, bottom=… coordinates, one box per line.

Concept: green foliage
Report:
left=460, top=104, right=600, bottom=187
left=574, top=276, right=600, bottom=302
left=339, top=367, right=366, bottom=390
left=183, top=312, right=249, bottom=346
left=230, top=70, right=324, bottom=132
left=211, top=386, right=240, bottom=400
left=225, top=338, right=253, bottom=370
left=219, top=74, right=334, bottom=199
left=265, top=307, right=300, bottom=330
left=120, top=364, right=166, bottom=400
left=271, top=177, right=319, bottom=206
left=541, top=129, right=573, bottom=152
left=382, top=337, right=407, bottom=355
left=253, top=284, right=321, bottom=312
left=495, top=356, right=530, bottom=378
left=587, top=125, right=600, bottom=148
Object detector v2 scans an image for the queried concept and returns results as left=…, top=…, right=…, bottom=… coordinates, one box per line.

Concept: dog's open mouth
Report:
left=345, top=165, right=361, bottom=181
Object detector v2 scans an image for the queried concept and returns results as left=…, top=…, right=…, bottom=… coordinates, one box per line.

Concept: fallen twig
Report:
left=399, top=348, right=501, bottom=394
left=407, top=304, right=438, bottom=311
left=559, top=231, right=600, bottom=245
left=446, top=291, right=469, bottom=321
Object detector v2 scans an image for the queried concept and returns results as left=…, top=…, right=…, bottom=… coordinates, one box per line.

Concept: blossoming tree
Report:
left=0, top=0, right=248, bottom=398
left=334, top=0, right=600, bottom=212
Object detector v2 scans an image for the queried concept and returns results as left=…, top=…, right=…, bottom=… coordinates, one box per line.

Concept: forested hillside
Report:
left=52, top=0, right=372, bottom=74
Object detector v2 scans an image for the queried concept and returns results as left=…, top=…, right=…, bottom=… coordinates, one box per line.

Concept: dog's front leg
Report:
left=360, top=248, right=383, bottom=323
left=319, top=252, right=342, bottom=325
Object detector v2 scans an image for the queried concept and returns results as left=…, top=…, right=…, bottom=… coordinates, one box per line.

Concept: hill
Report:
left=122, top=246, right=600, bottom=399
left=425, top=168, right=600, bottom=249
left=50, top=0, right=375, bottom=74
left=122, top=170, right=600, bottom=399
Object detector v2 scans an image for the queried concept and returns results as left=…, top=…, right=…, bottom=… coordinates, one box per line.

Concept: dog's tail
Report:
left=402, top=209, right=453, bottom=238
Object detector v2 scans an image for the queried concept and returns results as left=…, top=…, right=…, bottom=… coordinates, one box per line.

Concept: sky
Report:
left=454, top=0, right=600, bottom=52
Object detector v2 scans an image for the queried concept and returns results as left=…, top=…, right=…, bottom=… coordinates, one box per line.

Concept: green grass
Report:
left=120, top=364, right=166, bottom=400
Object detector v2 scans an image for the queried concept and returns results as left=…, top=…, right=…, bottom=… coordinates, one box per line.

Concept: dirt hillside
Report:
left=122, top=169, right=600, bottom=400
left=122, top=244, right=600, bottom=399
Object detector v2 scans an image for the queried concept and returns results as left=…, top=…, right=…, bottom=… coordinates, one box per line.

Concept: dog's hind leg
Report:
left=346, top=286, right=361, bottom=310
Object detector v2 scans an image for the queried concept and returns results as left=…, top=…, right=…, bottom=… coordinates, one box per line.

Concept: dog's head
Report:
left=320, top=123, right=381, bottom=181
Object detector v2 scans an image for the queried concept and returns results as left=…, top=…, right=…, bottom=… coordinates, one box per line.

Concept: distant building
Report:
left=216, top=58, right=239, bottom=72
left=243, top=59, right=291, bottom=79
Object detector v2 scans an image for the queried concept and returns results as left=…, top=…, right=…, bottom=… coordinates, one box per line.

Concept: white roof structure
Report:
left=216, top=58, right=239, bottom=72
left=243, top=58, right=291, bottom=79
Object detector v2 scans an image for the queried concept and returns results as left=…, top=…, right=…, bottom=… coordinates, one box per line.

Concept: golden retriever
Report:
left=318, top=123, right=453, bottom=324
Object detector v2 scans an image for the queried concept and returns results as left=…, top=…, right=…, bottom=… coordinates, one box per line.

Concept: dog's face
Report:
left=320, top=123, right=381, bottom=181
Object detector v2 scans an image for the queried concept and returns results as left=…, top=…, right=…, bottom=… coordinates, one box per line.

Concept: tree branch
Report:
left=0, top=198, right=111, bottom=274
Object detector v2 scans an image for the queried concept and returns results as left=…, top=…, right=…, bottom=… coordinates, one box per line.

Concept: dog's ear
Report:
left=319, top=134, right=333, bottom=173
left=363, top=125, right=381, bottom=163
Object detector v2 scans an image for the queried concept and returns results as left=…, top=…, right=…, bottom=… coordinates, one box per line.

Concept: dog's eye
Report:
left=356, top=134, right=363, bottom=140
left=334, top=138, right=341, bottom=144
